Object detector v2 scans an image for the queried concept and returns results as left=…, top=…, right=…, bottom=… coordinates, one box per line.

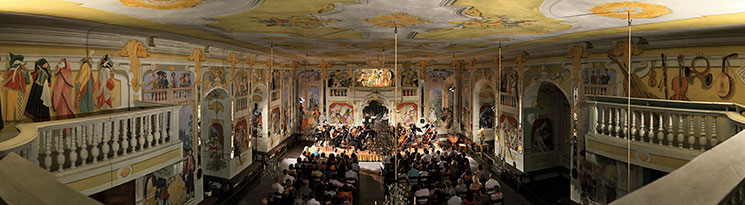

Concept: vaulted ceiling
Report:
left=3, top=0, right=745, bottom=61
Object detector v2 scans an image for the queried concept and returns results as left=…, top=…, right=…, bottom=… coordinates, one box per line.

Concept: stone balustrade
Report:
left=142, top=87, right=193, bottom=104
left=582, top=83, right=615, bottom=96
left=0, top=105, right=181, bottom=173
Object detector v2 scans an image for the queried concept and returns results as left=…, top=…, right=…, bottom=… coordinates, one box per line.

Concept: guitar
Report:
left=717, top=53, right=738, bottom=98
left=670, top=55, right=689, bottom=101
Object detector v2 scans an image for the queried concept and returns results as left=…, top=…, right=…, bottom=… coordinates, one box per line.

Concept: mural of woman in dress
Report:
left=24, top=58, right=52, bottom=122
left=53, top=59, right=75, bottom=120
left=75, top=57, right=96, bottom=113
left=207, top=121, right=226, bottom=170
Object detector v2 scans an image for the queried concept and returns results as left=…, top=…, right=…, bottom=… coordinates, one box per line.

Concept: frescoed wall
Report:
left=270, top=107, right=281, bottom=136
left=282, top=71, right=292, bottom=133
left=401, top=69, right=419, bottom=87
left=298, top=71, right=322, bottom=131
left=328, top=69, right=352, bottom=88
left=425, top=70, right=454, bottom=129
left=396, top=103, right=418, bottom=126
left=200, top=88, right=231, bottom=177
left=329, top=103, right=354, bottom=125
left=356, top=68, right=394, bottom=87
left=461, top=71, right=471, bottom=132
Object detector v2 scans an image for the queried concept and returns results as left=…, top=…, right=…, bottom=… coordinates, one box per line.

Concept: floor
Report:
left=230, top=142, right=549, bottom=205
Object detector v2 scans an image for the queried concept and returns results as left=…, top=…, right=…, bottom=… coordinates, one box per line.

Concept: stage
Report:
left=302, top=136, right=460, bottom=162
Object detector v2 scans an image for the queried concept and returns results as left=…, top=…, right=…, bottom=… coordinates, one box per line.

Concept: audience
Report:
left=261, top=151, right=360, bottom=205
left=384, top=148, right=504, bottom=205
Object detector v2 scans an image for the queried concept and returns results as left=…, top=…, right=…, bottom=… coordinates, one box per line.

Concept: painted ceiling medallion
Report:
left=361, top=12, right=431, bottom=28
left=590, top=1, right=671, bottom=19
left=119, top=0, right=203, bottom=9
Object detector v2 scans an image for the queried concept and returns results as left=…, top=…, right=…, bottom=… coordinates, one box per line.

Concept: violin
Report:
left=648, top=65, right=657, bottom=87
left=670, top=55, right=689, bottom=101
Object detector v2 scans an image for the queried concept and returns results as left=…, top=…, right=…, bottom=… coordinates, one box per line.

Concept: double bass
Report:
left=670, top=55, right=689, bottom=101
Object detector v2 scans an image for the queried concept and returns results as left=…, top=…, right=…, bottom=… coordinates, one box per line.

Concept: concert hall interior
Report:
left=3, top=0, right=745, bottom=205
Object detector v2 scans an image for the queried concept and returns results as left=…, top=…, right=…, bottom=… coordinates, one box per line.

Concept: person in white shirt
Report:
left=447, top=195, right=463, bottom=205
left=345, top=169, right=358, bottom=180
left=306, top=196, right=321, bottom=205
left=414, top=186, right=430, bottom=204
left=282, top=169, right=295, bottom=186
left=272, top=177, right=284, bottom=194
left=485, top=173, right=503, bottom=203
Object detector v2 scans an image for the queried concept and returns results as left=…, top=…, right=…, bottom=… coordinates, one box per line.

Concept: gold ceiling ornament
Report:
left=362, top=12, right=431, bottom=28
left=188, top=48, right=206, bottom=86
left=590, top=1, right=671, bottom=19
left=566, top=45, right=587, bottom=84
left=119, top=40, right=151, bottom=92
left=415, top=60, right=430, bottom=75
left=119, top=0, right=203, bottom=9
left=317, top=3, right=336, bottom=14
left=318, top=61, right=332, bottom=78
left=464, top=8, right=483, bottom=18
left=227, top=53, right=240, bottom=84
left=515, top=51, right=528, bottom=88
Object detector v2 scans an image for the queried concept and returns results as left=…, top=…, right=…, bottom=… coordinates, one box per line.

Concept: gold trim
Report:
left=119, top=0, right=204, bottom=10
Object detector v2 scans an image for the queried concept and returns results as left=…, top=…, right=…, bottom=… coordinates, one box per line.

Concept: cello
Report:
left=670, top=55, right=689, bottom=101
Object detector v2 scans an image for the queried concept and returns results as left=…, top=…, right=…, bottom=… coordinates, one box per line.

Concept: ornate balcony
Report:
left=142, top=87, right=193, bottom=104
left=586, top=95, right=745, bottom=172
left=0, top=104, right=182, bottom=195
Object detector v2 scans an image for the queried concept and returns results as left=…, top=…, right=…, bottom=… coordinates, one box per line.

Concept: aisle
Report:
left=357, top=170, right=385, bottom=204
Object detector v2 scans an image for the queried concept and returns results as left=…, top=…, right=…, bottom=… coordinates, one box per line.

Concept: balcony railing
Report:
left=402, top=88, right=417, bottom=97
left=587, top=96, right=745, bottom=152
left=142, top=87, right=193, bottom=104
left=330, top=88, right=348, bottom=97
left=500, top=92, right=517, bottom=107
left=0, top=105, right=181, bottom=173
left=610, top=129, right=745, bottom=205
left=582, top=83, right=615, bottom=96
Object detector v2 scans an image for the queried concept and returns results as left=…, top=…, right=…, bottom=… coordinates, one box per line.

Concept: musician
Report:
left=315, top=124, right=326, bottom=147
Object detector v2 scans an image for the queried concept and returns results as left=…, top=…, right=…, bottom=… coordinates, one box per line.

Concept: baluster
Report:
left=112, top=120, right=120, bottom=158
left=130, top=118, right=138, bottom=152
left=122, top=119, right=130, bottom=155
left=647, top=111, right=654, bottom=144
left=43, top=131, right=51, bottom=171
left=146, top=115, right=154, bottom=148
left=154, top=113, right=161, bottom=146
left=615, top=108, right=621, bottom=138
left=622, top=109, right=628, bottom=139
left=102, top=122, right=110, bottom=160
left=55, top=130, right=65, bottom=172
left=91, top=124, right=100, bottom=163
left=667, top=113, right=674, bottom=147
left=677, top=114, right=685, bottom=148
left=657, top=113, right=665, bottom=145
left=67, top=128, right=77, bottom=169
left=699, top=116, right=707, bottom=151
left=160, top=113, right=167, bottom=144
left=78, top=126, right=88, bottom=166
left=639, top=111, right=646, bottom=142
left=168, top=110, right=176, bottom=142
left=599, top=106, right=605, bottom=135
left=139, top=115, right=146, bottom=149
left=631, top=111, right=637, bottom=141
left=711, top=116, right=718, bottom=147
left=688, top=115, right=695, bottom=150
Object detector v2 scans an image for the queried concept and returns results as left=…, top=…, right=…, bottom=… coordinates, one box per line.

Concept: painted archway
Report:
left=521, top=81, right=572, bottom=173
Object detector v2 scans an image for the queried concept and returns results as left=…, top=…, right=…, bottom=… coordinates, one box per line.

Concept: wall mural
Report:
left=583, top=64, right=616, bottom=87
left=356, top=68, right=394, bottom=87
left=234, top=69, right=249, bottom=97
left=531, top=117, right=554, bottom=153
left=251, top=87, right=264, bottom=135
left=298, top=71, right=322, bottom=131
left=203, top=67, right=226, bottom=92
left=396, top=103, right=418, bottom=126
left=479, top=104, right=494, bottom=129
left=142, top=164, right=189, bottom=205
left=427, top=87, right=442, bottom=126
left=329, top=103, right=354, bottom=125
left=144, top=70, right=194, bottom=103
left=400, top=69, right=419, bottom=87
left=270, top=107, right=281, bottom=136
left=425, top=70, right=454, bottom=128
left=328, top=70, right=352, bottom=88
left=462, top=71, right=471, bottom=131
left=500, top=114, right=521, bottom=153
left=234, top=118, right=249, bottom=154
left=282, top=71, right=292, bottom=133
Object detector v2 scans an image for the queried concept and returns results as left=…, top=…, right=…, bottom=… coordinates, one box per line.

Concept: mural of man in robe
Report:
left=75, top=57, right=96, bottom=113
left=4, top=52, right=30, bottom=122
left=24, top=58, right=52, bottom=122
left=53, top=59, right=75, bottom=120
left=96, top=55, right=115, bottom=110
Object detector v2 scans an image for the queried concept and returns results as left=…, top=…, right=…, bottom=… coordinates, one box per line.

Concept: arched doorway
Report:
left=362, top=100, right=388, bottom=127
left=523, top=81, right=571, bottom=171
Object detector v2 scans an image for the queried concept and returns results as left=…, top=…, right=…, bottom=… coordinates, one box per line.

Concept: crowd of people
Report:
left=261, top=151, right=361, bottom=205
left=314, top=123, right=375, bottom=151
left=383, top=148, right=504, bottom=205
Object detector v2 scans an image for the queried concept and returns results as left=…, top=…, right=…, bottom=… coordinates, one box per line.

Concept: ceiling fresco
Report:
left=3, top=0, right=745, bottom=61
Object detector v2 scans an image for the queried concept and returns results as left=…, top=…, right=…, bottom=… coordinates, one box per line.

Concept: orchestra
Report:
left=314, top=120, right=440, bottom=151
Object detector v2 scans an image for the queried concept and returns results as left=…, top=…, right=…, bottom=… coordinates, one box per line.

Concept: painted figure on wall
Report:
left=298, top=71, right=322, bottom=131
left=143, top=165, right=188, bottom=205
left=5, top=52, right=30, bottom=122
left=251, top=103, right=263, bottom=135
left=53, top=59, right=75, bottom=120
left=207, top=120, right=226, bottom=170
left=234, top=119, right=249, bottom=153
left=271, top=108, right=280, bottom=136
left=400, top=70, right=419, bottom=87
left=479, top=105, right=494, bottom=129
left=329, top=103, right=354, bottom=125
left=24, top=58, right=52, bottom=122
left=396, top=103, right=418, bottom=126
left=427, top=87, right=442, bottom=126
left=531, top=118, right=554, bottom=152
left=356, top=69, right=394, bottom=87
left=96, top=55, right=115, bottom=109
left=75, top=57, right=96, bottom=113
left=327, top=70, right=351, bottom=87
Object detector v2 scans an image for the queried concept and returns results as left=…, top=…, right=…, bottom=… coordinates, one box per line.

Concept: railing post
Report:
left=599, top=106, right=605, bottom=135
left=55, top=129, right=65, bottom=172
left=667, top=113, right=674, bottom=147
left=615, top=107, right=621, bottom=138
left=622, top=109, right=628, bottom=139
left=631, top=111, right=637, bottom=141
left=657, top=113, right=665, bottom=145
left=139, top=115, right=146, bottom=149
left=648, top=112, right=655, bottom=144
left=146, top=115, right=153, bottom=148
left=590, top=105, right=597, bottom=134
left=640, top=111, right=646, bottom=142
left=688, top=115, right=696, bottom=150
left=160, top=112, right=166, bottom=144
left=170, top=108, right=179, bottom=143
left=130, top=118, right=137, bottom=152
left=711, top=116, right=719, bottom=147
left=154, top=113, right=161, bottom=146
left=102, top=121, right=110, bottom=160
left=699, top=116, right=707, bottom=151
left=91, top=123, right=100, bottom=163
left=43, top=130, right=51, bottom=171
left=68, top=128, right=77, bottom=169
left=112, top=119, right=120, bottom=158
left=122, top=119, right=130, bottom=155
